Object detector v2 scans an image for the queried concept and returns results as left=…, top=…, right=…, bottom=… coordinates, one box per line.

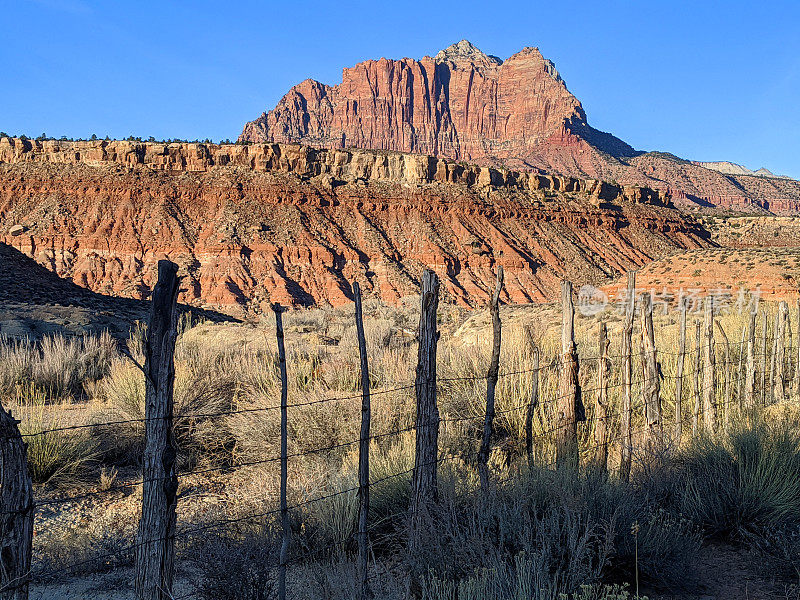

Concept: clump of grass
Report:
left=0, top=332, right=115, bottom=400
left=674, top=422, right=800, bottom=537
left=13, top=383, right=99, bottom=485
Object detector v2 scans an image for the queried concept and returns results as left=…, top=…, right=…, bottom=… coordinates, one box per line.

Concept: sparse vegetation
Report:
left=3, top=299, right=800, bottom=597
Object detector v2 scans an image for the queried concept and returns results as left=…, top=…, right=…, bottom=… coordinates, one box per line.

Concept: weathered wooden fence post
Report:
left=136, top=260, right=180, bottom=600
left=674, top=298, right=687, bottom=441
left=692, top=320, right=701, bottom=437
left=773, top=301, right=788, bottom=404
left=796, top=300, right=800, bottom=402
left=736, top=323, right=746, bottom=409
left=274, top=303, right=289, bottom=600
left=593, top=322, right=611, bottom=474
left=744, top=308, right=757, bottom=412
left=524, top=327, right=539, bottom=462
left=352, top=283, right=372, bottom=600
left=715, top=322, right=731, bottom=429
left=410, top=270, right=440, bottom=544
left=619, top=271, right=635, bottom=482
left=760, top=309, right=769, bottom=405
left=478, top=267, right=503, bottom=491
left=701, top=297, right=717, bottom=433
left=0, top=406, right=33, bottom=600
left=769, top=310, right=779, bottom=405
left=640, top=293, right=663, bottom=446
left=557, top=280, right=584, bottom=470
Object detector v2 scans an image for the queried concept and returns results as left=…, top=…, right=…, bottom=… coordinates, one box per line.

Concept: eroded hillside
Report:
left=0, top=138, right=711, bottom=314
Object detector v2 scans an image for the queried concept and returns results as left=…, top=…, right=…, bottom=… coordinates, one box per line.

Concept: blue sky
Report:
left=2, top=0, right=798, bottom=178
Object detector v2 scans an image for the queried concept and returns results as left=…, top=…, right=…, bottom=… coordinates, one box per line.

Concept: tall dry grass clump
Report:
left=10, top=383, right=98, bottom=485
left=0, top=332, right=115, bottom=400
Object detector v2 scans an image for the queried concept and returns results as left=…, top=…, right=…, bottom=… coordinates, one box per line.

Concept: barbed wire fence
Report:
left=0, top=264, right=798, bottom=599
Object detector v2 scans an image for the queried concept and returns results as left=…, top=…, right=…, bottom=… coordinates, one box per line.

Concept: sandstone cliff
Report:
left=0, top=137, right=709, bottom=314
left=240, top=40, right=800, bottom=215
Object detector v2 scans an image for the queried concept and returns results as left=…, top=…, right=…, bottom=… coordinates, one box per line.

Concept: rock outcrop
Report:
left=240, top=40, right=800, bottom=215
left=0, top=138, right=709, bottom=314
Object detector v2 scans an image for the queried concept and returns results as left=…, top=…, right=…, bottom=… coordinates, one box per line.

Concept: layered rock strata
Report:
left=1, top=138, right=710, bottom=313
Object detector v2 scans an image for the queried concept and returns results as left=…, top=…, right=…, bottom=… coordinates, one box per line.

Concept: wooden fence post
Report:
left=136, top=260, right=180, bottom=600
left=760, top=309, right=768, bottom=406
left=524, top=327, right=539, bottom=462
left=478, top=268, right=503, bottom=491
left=410, top=269, right=440, bottom=543
left=674, top=298, right=687, bottom=442
left=0, top=406, right=33, bottom=600
left=274, top=304, right=289, bottom=600
left=715, top=322, right=731, bottom=430
left=769, top=310, right=779, bottom=405
left=593, top=322, right=611, bottom=474
left=619, top=271, right=635, bottom=482
left=692, top=320, right=701, bottom=437
left=736, top=324, right=746, bottom=409
left=701, top=297, right=717, bottom=434
left=557, top=281, right=584, bottom=470
left=796, top=300, right=800, bottom=402
left=352, top=283, right=372, bottom=600
left=744, top=308, right=757, bottom=412
left=774, top=301, right=788, bottom=404
left=640, top=293, right=663, bottom=446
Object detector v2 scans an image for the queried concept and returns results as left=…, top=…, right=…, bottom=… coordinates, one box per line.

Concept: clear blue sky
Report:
left=2, top=0, right=798, bottom=178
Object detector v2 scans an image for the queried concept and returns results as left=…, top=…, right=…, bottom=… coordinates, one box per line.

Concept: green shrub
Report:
left=673, top=423, right=800, bottom=536
left=16, top=386, right=99, bottom=484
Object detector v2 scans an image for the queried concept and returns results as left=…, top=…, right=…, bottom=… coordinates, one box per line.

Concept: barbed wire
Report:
left=3, top=335, right=797, bottom=593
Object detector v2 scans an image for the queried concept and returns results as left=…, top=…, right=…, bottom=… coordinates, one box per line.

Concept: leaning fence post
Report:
left=478, top=267, right=503, bottom=491
left=593, top=322, right=611, bottom=474
left=735, top=323, right=746, bottom=409
left=715, top=322, right=731, bottom=430
left=0, top=406, right=33, bottom=600
left=619, top=271, right=635, bottom=482
left=410, top=270, right=440, bottom=546
left=352, top=283, right=372, bottom=600
left=774, top=301, right=788, bottom=404
left=274, top=304, right=289, bottom=600
left=524, top=327, right=539, bottom=461
left=557, top=281, right=584, bottom=470
left=640, top=293, right=663, bottom=447
left=796, top=300, right=800, bottom=402
left=135, top=260, right=180, bottom=600
left=760, top=309, right=768, bottom=406
left=674, top=298, right=687, bottom=442
left=744, top=308, right=758, bottom=412
left=692, top=320, right=701, bottom=437
left=702, top=297, right=717, bottom=433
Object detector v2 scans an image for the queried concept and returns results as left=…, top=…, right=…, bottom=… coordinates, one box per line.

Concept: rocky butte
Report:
left=241, top=40, right=800, bottom=215
left=0, top=137, right=709, bottom=313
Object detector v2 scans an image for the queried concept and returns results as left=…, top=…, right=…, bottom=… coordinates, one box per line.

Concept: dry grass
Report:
left=4, top=298, right=800, bottom=596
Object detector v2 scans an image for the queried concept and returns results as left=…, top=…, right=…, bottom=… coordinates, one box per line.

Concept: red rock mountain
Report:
left=0, top=138, right=708, bottom=312
left=240, top=40, right=800, bottom=215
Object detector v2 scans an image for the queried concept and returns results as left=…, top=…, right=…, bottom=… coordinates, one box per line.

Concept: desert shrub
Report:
left=192, top=526, right=277, bottom=600
left=424, top=564, right=643, bottom=600
left=293, top=434, right=417, bottom=556
left=97, top=328, right=240, bottom=468
left=409, top=481, right=613, bottom=597
left=673, top=422, right=800, bottom=537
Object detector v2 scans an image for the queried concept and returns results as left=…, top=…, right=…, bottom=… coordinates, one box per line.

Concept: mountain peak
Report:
left=434, top=39, right=502, bottom=67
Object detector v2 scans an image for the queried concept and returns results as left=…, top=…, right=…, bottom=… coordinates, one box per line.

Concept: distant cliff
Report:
left=240, top=40, right=800, bottom=215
